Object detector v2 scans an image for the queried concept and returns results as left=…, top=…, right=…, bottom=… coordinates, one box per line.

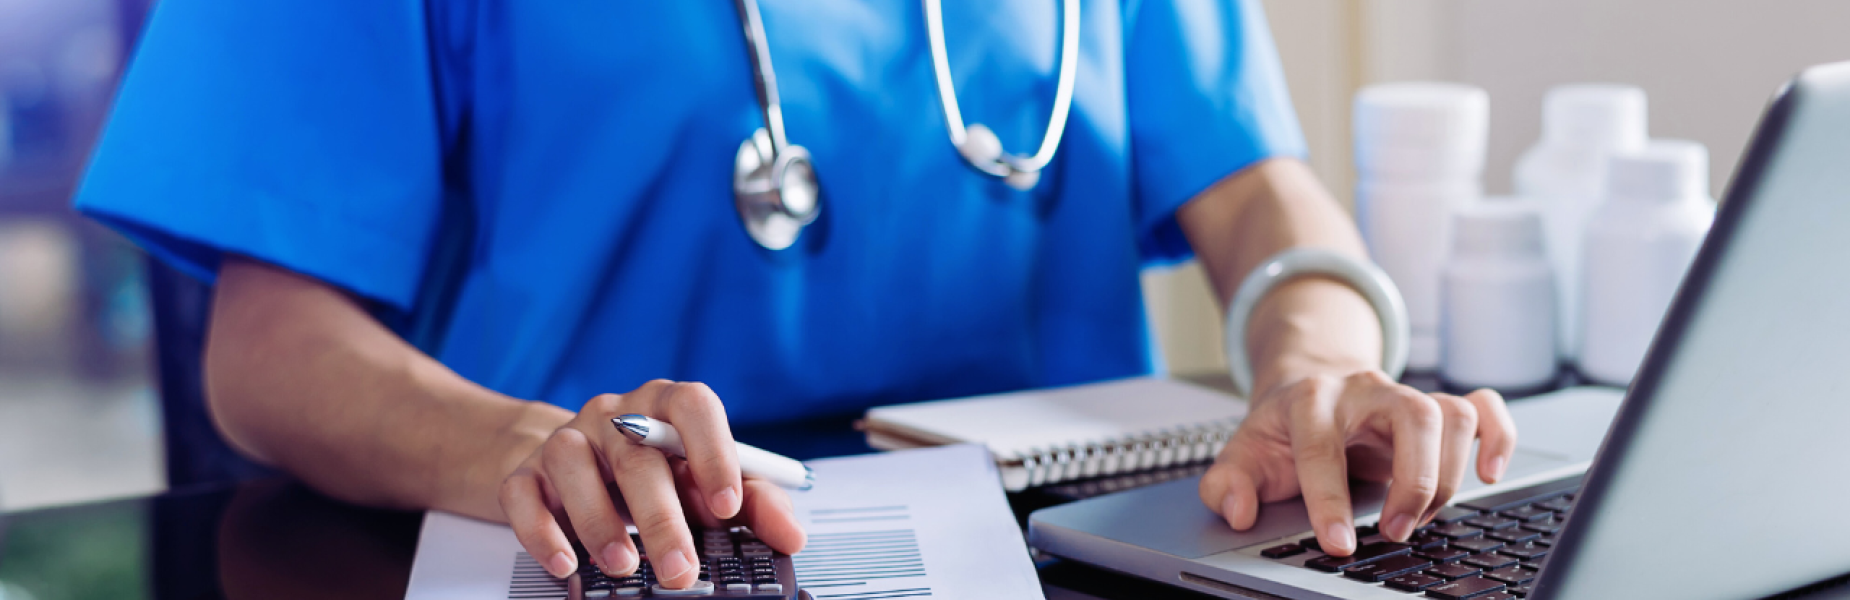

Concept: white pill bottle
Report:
left=1514, top=84, right=1648, bottom=366
left=1578, top=140, right=1716, bottom=386
left=1353, top=83, right=1489, bottom=371
left=1441, top=200, right=1559, bottom=391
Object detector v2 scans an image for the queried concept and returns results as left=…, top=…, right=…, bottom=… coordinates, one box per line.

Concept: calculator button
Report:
left=614, top=586, right=644, bottom=597
left=584, top=590, right=611, bottom=599
left=757, top=583, right=784, bottom=593
left=725, top=583, right=753, bottom=592
left=652, top=580, right=716, bottom=595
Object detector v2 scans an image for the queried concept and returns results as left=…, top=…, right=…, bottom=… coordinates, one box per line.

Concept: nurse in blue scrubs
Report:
left=77, top=0, right=1517, bottom=587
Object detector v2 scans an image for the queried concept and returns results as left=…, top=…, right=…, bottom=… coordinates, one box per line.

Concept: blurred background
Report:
left=0, top=0, right=1844, bottom=515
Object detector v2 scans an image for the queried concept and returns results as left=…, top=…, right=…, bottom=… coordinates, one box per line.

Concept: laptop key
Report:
left=1299, top=536, right=1322, bottom=552
left=1423, top=576, right=1507, bottom=599
left=1477, top=593, right=1517, bottom=600
left=1487, top=529, right=1540, bottom=544
left=1483, top=565, right=1538, bottom=585
left=1429, top=523, right=1485, bottom=540
left=1519, top=517, right=1565, bottom=534
left=1261, top=544, right=1306, bottom=559
left=1407, top=532, right=1450, bottom=550
left=1304, top=542, right=1412, bottom=572
left=1506, top=583, right=1534, bottom=597
left=1497, top=542, right=1549, bottom=561
left=1425, top=563, right=1482, bottom=580
left=1534, top=497, right=1573, bottom=512
left=1343, top=554, right=1434, bottom=582
left=1449, top=537, right=1505, bottom=554
left=1499, top=505, right=1553, bottom=522
left=1387, top=572, right=1446, bottom=591
left=1416, top=548, right=1471, bottom=564
left=1433, top=506, right=1481, bottom=524
left=1463, top=553, right=1518, bottom=570
left=1462, top=516, right=1518, bottom=531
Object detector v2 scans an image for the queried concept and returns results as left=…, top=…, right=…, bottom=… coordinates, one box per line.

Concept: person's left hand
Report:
left=1198, top=370, right=1517, bottom=556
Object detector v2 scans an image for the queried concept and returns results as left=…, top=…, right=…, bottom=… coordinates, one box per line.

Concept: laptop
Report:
left=1028, top=60, right=1850, bottom=600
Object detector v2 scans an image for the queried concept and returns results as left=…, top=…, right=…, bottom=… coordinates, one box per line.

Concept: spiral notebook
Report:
left=859, top=377, right=1248, bottom=491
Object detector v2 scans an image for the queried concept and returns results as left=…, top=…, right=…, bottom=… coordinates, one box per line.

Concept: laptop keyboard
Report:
left=1256, top=476, right=1582, bottom=599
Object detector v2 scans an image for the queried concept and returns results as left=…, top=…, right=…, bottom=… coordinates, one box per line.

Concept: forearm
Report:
left=1177, top=159, right=1382, bottom=398
left=204, top=256, right=571, bottom=520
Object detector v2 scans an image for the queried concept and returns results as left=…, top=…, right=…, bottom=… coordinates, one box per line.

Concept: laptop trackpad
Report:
left=1028, top=387, right=1621, bottom=559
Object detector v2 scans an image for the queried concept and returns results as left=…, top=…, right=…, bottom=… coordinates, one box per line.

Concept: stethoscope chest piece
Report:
left=733, top=127, right=820, bottom=251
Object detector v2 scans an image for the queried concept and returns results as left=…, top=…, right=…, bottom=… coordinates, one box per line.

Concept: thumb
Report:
left=1200, top=454, right=1266, bottom=531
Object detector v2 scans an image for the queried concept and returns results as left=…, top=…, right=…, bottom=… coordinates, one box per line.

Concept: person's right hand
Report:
left=497, top=380, right=806, bottom=588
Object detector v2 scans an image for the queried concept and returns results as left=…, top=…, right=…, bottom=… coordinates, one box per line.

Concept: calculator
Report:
left=567, top=527, right=798, bottom=598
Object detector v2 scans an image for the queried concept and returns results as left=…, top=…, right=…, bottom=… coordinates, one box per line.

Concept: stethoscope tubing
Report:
left=924, top=0, right=1079, bottom=175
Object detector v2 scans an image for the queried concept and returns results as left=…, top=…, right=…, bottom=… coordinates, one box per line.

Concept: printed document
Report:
left=404, top=444, right=1044, bottom=600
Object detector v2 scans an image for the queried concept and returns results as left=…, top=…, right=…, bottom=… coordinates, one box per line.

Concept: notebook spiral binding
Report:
left=1005, top=417, right=1241, bottom=490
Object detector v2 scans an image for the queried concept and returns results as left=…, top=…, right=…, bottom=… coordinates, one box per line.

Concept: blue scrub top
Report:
left=77, top=0, right=1304, bottom=426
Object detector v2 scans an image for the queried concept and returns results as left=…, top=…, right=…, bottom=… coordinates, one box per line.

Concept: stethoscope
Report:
left=730, top=0, right=1080, bottom=250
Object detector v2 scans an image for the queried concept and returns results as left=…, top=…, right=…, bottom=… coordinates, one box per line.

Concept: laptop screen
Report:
left=1537, top=62, right=1850, bottom=599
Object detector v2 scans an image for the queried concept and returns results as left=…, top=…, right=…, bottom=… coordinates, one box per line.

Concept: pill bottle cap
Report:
left=1543, top=84, right=1648, bottom=151
left=1452, top=198, right=1546, bottom=258
left=1606, top=139, right=1709, bottom=203
left=1354, top=83, right=1488, bottom=178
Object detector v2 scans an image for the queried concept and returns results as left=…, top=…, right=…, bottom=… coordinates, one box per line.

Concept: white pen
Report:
left=613, top=414, right=815, bottom=491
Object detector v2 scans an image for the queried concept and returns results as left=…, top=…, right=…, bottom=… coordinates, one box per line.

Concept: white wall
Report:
left=1144, top=0, right=1850, bottom=376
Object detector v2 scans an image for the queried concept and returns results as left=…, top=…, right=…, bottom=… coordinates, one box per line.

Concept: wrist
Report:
left=438, top=399, right=573, bottom=519
left=1244, top=277, right=1383, bottom=402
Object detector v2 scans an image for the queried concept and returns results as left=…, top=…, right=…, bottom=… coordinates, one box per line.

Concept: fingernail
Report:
left=545, top=550, right=576, bottom=579
left=711, top=486, right=741, bottom=518
left=1386, top=513, right=1414, bottom=540
left=1323, top=521, right=1355, bottom=554
left=1220, top=495, right=1244, bottom=528
left=1489, top=456, right=1508, bottom=481
left=655, top=548, right=695, bottom=583
left=600, top=542, right=636, bottom=575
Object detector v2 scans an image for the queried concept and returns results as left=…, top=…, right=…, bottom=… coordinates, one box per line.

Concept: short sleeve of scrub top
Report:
left=76, top=0, right=1309, bottom=425
left=75, top=0, right=447, bottom=310
left=1124, top=0, right=1307, bottom=264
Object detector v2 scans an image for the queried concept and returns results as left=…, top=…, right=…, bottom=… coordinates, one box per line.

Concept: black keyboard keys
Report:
left=1499, top=505, right=1553, bottom=522
left=1497, top=541, right=1550, bottom=561
left=1407, top=532, right=1450, bottom=550
left=1387, top=572, right=1446, bottom=591
left=1449, top=537, right=1504, bottom=554
left=1304, top=542, right=1412, bottom=572
left=1520, top=516, right=1565, bottom=535
left=1487, top=528, right=1540, bottom=544
left=1429, top=523, right=1485, bottom=540
left=1424, top=576, right=1507, bottom=599
left=1463, top=553, right=1518, bottom=570
left=1433, top=506, right=1481, bottom=524
left=1260, top=543, right=1305, bottom=559
left=1425, top=562, right=1482, bottom=580
left=1416, top=547, right=1471, bottom=564
left=1343, top=554, right=1433, bottom=582
left=1462, top=516, right=1519, bottom=531
left=1484, top=565, right=1538, bottom=585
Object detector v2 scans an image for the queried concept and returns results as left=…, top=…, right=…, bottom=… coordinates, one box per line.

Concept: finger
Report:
left=1199, top=452, right=1263, bottom=531
left=1375, top=387, right=1442, bottom=542
left=738, top=478, right=806, bottom=554
left=1287, top=384, right=1357, bottom=556
left=672, top=461, right=725, bottom=529
left=638, top=381, right=744, bottom=520
left=500, top=470, right=578, bottom=578
left=1464, top=389, right=1518, bottom=483
left=602, top=432, right=701, bottom=589
left=541, top=428, right=639, bottom=577
left=1426, top=393, right=1481, bottom=523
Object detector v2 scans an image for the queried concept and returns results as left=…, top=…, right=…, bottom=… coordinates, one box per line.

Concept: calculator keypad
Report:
left=570, top=527, right=795, bottom=599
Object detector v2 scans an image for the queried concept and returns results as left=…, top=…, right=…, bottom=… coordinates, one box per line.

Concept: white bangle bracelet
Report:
left=1222, top=247, right=1411, bottom=398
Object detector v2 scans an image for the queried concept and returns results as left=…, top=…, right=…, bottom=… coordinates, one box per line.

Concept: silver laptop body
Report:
left=1028, top=60, right=1850, bottom=600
